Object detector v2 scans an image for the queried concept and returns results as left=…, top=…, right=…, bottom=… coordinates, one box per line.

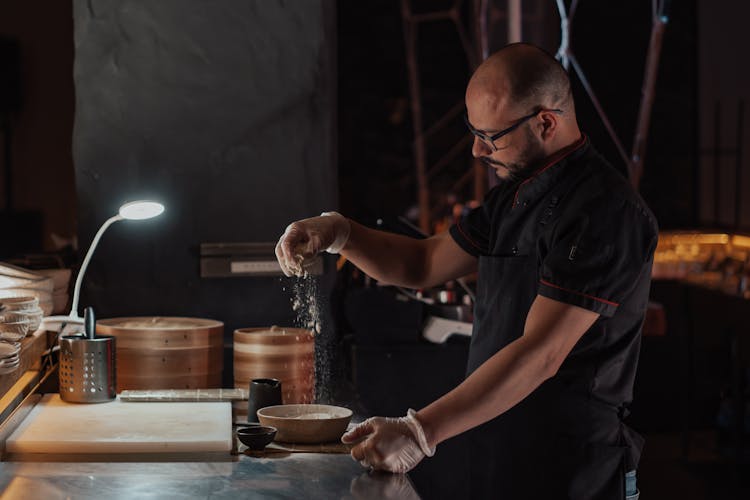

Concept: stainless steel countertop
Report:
left=0, top=374, right=419, bottom=498
left=0, top=454, right=420, bottom=499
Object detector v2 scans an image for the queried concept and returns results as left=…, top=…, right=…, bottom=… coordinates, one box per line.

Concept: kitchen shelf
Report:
left=0, top=330, right=49, bottom=398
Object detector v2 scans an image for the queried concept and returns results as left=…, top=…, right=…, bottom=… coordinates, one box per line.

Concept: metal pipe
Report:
left=452, top=16, right=478, bottom=70
left=507, top=0, right=522, bottom=43
left=630, top=8, right=669, bottom=188
left=568, top=53, right=631, bottom=168
left=474, top=0, right=491, bottom=197
left=400, top=0, right=431, bottom=233
left=476, top=0, right=490, bottom=61
left=555, top=0, right=570, bottom=70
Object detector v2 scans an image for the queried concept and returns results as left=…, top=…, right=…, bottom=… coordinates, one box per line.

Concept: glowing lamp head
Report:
left=118, top=201, right=165, bottom=220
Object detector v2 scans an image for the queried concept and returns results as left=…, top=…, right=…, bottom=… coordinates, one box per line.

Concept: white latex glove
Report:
left=274, top=212, right=351, bottom=277
left=341, top=410, right=435, bottom=474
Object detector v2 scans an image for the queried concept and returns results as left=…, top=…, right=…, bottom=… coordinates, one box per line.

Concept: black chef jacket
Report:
left=448, top=135, right=658, bottom=499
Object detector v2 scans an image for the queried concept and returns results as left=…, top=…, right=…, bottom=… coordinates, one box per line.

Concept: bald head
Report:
left=465, top=44, right=581, bottom=180
left=470, top=43, right=573, bottom=114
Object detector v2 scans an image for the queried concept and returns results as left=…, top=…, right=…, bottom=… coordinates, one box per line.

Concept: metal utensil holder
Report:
left=59, top=334, right=116, bottom=403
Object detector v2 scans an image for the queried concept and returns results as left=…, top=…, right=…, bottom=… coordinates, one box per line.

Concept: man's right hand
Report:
left=274, top=212, right=351, bottom=277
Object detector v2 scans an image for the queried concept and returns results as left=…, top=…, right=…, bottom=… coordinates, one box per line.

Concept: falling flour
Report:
left=290, top=273, right=333, bottom=403
left=291, top=275, right=321, bottom=335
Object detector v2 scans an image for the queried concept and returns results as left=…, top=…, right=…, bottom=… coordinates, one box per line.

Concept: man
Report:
left=276, top=43, right=657, bottom=499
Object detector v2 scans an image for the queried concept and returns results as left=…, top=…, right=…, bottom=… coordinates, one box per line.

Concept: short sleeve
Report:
left=538, top=196, right=658, bottom=317
left=449, top=208, right=488, bottom=257
left=449, top=192, right=498, bottom=257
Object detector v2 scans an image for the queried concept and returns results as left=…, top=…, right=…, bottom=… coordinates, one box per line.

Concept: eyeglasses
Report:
left=464, top=108, right=563, bottom=152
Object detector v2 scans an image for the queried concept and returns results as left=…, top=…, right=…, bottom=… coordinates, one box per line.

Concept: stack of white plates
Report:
left=0, top=263, right=54, bottom=316
left=37, top=268, right=71, bottom=314
left=0, top=340, right=21, bottom=375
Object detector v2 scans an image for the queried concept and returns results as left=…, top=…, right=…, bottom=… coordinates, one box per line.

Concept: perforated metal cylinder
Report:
left=59, top=335, right=116, bottom=403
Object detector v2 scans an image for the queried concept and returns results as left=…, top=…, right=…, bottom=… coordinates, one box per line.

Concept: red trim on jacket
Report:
left=512, top=134, right=588, bottom=209
left=539, top=278, right=620, bottom=307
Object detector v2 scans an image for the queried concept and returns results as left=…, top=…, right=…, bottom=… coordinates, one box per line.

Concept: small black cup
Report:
left=247, top=378, right=282, bottom=423
left=237, top=425, right=277, bottom=451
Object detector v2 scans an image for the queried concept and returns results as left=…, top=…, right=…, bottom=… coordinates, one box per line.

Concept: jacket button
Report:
left=512, top=246, right=518, bottom=255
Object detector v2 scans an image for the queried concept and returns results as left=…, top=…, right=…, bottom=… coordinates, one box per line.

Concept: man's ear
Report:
left=538, top=110, right=558, bottom=141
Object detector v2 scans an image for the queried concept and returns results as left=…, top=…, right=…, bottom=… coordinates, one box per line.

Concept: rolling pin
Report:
left=120, top=388, right=247, bottom=402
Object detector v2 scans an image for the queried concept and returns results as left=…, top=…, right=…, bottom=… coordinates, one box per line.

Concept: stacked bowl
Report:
left=0, top=297, right=43, bottom=337
left=0, top=340, right=21, bottom=375
left=0, top=311, right=30, bottom=342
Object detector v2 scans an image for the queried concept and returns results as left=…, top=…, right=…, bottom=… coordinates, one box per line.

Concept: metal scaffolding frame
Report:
left=400, top=0, right=546, bottom=233
left=555, top=0, right=671, bottom=188
left=401, top=1, right=669, bottom=232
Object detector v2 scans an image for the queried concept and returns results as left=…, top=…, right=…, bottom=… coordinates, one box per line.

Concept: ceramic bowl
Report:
left=0, top=340, right=21, bottom=358
left=0, top=296, right=39, bottom=312
left=236, top=425, right=277, bottom=451
left=0, top=363, right=18, bottom=375
left=257, top=404, right=353, bottom=444
left=15, top=308, right=43, bottom=333
left=0, top=313, right=29, bottom=341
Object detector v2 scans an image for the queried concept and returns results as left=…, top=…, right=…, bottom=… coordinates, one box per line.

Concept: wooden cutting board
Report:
left=6, top=394, right=232, bottom=458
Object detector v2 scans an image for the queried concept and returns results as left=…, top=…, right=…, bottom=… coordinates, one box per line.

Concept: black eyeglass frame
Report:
left=464, top=108, right=563, bottom=152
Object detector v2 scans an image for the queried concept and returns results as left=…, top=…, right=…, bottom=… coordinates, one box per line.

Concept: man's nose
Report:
left=471, top=136, right=491, bottom=158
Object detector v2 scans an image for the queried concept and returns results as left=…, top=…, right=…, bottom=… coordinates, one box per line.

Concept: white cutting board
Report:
left=6, top=394, right=232, bottom=455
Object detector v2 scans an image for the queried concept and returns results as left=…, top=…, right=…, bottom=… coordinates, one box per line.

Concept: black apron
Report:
left=466, top=249, right=644, bottom=500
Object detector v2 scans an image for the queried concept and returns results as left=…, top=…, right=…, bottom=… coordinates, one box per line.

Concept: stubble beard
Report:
left=482, top=128, right=547, bottom=183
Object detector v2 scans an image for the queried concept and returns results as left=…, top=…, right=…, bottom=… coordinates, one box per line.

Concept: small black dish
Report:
left=237, top=425, right=277, bottom=451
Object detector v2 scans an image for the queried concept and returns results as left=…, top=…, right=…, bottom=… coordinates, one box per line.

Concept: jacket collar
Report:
left=511, top=134, right=589, bottom=209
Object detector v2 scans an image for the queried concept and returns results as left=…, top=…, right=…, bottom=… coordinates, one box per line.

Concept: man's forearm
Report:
left=341, top=220, right=431, bottom=288
left=415, top=335, right=556, bottom=448
left=415, top=296, right=599, bottom=448
left=341, top=220, right=478, bottom=289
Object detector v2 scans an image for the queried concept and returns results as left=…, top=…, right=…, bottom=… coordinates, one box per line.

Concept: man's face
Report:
left=476, top=126, right=546, bottom=182
left=465, top=87, right=548, bottom=182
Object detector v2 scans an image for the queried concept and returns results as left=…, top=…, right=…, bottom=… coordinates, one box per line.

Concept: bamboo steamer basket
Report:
left=96, top=317, right=224, bottom=392
left=233, top=326, right=315, bottom=422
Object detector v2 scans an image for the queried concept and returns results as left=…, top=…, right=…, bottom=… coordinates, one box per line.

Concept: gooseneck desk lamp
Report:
left=41, top=200, right=165, bottom=334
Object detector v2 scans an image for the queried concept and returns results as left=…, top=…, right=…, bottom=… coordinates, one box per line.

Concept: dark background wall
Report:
left=72, top=0, right=337, bottom=331
left=697, top=0, right=750, bottom=229
left=0, top=2, right=76, bottom=254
